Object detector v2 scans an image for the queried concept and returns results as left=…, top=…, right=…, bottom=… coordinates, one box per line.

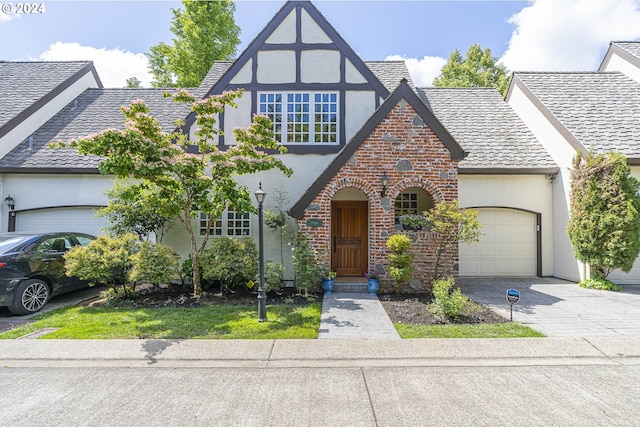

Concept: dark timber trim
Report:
left=459, top=167, right=559, bottom=175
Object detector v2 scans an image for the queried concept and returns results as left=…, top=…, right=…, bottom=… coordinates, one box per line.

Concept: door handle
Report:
left=333, top=236, right=336, bottom=253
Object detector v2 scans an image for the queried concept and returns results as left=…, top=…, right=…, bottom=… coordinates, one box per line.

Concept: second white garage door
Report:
left=459, top=208, right=537, bottom=276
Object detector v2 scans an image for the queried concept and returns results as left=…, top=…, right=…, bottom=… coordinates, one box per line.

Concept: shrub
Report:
left=579, top=278, right=622, bottom=291
left=64, top=233, right=141, bottom=296
left=264, top=260, right=285, bottom=293
left=200, top=237, right=258, bottom=293
left=128, top=241, right=181, bottom=286
left=291, top=233, right=322, bottom=296
left=386, top=234, right=413, bottom=295
left=429, top=276, right=469, bottom=320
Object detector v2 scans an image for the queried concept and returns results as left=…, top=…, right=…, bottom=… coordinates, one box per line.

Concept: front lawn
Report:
left=0, top=303, right=322, bottom=339
left=395, top=322, right=544, bottom=338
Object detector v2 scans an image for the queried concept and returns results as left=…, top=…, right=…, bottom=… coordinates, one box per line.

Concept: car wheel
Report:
left=9, top=279, right=50, bottom=315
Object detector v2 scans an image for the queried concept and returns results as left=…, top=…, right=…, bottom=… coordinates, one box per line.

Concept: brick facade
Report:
left=298, top=98, right=460, bottom=291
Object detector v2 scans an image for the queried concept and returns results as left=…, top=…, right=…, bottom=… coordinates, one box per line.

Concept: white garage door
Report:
left=459, top=208, right=536, bottom=276
left=16, top=207, right=107, bottom=236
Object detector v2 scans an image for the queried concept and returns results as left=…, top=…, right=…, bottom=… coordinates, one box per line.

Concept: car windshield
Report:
left=0, top=236, right=30, bottom=254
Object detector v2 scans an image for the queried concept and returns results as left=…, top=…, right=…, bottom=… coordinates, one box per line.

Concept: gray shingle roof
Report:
left=515, top=71, right=640, bottom=157
left=0, top=88, right=189, bottom=171
left=0, top=61, right=93, bottom=129
left=418, top=87, right=557, bottom=171
left=612, top=41, right=640, bottom=61
left=197, top=61, right=233, bottom=97
left=365, top=61, right=414, bottom=92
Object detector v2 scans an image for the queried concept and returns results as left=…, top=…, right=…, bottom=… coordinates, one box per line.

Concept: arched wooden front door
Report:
left=331, top=201, right=368, bottom=276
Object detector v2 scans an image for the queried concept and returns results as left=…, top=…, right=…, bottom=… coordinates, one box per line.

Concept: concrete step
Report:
left=332, top=282, right=368, bottom=293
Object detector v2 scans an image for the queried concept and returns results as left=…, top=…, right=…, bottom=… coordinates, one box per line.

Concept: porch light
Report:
left=381, top=172, right=389, bottom=197
left=254, top=183, right=267, bottom=322
left=4, top=195, right=15, bottom=211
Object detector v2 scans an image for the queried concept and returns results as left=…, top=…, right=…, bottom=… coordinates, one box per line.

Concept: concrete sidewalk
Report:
left=0, top=337, right=638, bottom=368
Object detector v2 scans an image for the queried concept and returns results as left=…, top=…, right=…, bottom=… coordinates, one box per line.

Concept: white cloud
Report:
left=37, top=42, right=152, bottom=88
left=501, top=0, right=640, bottom=72
left=0, top=12, right=16, bottom=23
left=385, top=54, right=447, bottom=87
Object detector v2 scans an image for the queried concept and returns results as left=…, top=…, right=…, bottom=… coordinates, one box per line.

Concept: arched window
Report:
left=394, top=188, right=434, bottom=228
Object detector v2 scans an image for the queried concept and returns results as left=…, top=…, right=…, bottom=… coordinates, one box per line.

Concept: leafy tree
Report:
left=125, top=77, right=142, bottom=88
left=53, top=88, right=292, bottom=297
left=386, top=234, right=413, bottom=295
left=567, top=152, right=640, bottom=281
left=424, top=200, right=481, bottom=282
left=291, top=233, right=322, bottom=297
left=97, top=180, right=173, bottom=241
left=148, top=0, right=240, bottom=87
left=200, top=237, right=258, bottom=293
left=433, top=44, right=510, bottom=96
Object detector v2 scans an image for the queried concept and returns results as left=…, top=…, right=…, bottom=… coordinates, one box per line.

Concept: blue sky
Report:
left=2, top=0, right=640, bottom=87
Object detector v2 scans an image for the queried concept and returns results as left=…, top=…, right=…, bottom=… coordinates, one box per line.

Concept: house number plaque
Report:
left=306, top=218, right=323, bottom=228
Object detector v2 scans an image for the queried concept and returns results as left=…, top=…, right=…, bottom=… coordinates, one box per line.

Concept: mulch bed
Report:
left=90, top=284, right=507, bottom=325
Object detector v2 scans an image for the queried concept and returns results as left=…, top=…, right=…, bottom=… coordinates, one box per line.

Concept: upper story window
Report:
left=259, top=92, right=338, bottom=144
left=199, top=209, right=252, bottom=237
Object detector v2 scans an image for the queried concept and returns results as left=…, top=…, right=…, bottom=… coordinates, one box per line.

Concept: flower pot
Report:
left=367, top=278, right=380, bottom=295
left=322, top=278, right=335, bottom=294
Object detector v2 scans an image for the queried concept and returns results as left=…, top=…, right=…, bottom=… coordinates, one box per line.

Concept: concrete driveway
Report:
left=458, top=277, right=640, bottom=337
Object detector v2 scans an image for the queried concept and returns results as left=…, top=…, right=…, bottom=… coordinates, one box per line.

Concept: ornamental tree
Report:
left=424, top=200, right=481, bottom=282
left=53, top=89, right=292, bottom=297
left=567, top=152, right=640, bottom=280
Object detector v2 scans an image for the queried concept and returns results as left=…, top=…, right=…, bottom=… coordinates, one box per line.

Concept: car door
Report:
left=30, top=235, right=75, bottom=295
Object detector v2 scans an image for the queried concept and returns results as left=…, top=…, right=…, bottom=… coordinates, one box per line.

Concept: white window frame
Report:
left=258, top=91, right=339, bottom=145
left=199, top=209, right=252, bottom=237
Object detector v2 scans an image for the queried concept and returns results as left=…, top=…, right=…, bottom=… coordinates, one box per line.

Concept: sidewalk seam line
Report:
left=361, top=367, right=379, bottom=427
left=582, top=337, right=623, bottom=365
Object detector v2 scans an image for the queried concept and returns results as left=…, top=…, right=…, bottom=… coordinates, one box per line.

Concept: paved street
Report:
left=458, top=277, right=640, bottom=337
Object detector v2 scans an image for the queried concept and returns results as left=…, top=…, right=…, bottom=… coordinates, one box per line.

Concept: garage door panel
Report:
left=460, top=208, right=536, bottom=277
left=16, top=208, right=107, bottom=236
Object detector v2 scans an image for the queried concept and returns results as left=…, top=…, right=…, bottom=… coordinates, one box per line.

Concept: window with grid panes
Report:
left=394, top=191, right=419, bottom=223
left=199, top=209, right=251, bottom=237
left=258, top=92, right=337, bottom=144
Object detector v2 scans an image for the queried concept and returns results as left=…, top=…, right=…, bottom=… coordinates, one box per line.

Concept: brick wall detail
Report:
left=298, top=99, right=459, bottom=291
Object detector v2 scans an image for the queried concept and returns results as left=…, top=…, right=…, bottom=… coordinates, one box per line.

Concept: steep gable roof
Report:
left=512, top=71, right=640, bottom=161
left=289, top=80, right=465, bottom=218
left=0, top=61, right=101, bottom=139
left=0, top=88, right=189, bottom=173
left=599, top=41, right=640, bottom=72
left=198, top=1, right=390, bottom=98
left=419, top=87, right=557, bottom=173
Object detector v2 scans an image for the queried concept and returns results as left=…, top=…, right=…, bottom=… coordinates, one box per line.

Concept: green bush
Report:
left=129, top=241, right=181, bottom=286
left=64, top=233, right=141, bottom=296
left=386, top=234, right=413, bottom=295
left=264, top=260, right=285, bottom=293
left=579, top=278, right=622, bottom=291
left=200, top=237, right=258, bottom=293
left=291, top=233, right=322, bottom=296
left=429, top=276, right=469, bottom=320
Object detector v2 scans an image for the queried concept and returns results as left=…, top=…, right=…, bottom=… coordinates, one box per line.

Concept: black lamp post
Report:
left=255, top=183, right=267, bottom=322
left=4, top=195, right=16, bottom=232
left=380, top=172, right=389, bottom=197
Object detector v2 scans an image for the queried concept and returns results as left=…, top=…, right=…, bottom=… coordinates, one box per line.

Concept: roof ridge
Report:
left=0, top=60, right=92, bottom=64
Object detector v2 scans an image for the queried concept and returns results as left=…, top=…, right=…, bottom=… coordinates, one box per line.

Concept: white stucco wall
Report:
left=345, top=60, right=367, bottom=84
left=458, top=174, right=554, bottom=276
left=0, top=72, right=99, bottom=159
left=601, top=53, right=640, bottom=83
left=507, top=84, right=582, bottom=281
left=0, top=174, right=113, bottom=233
left=345, top=91, right=375, bottom=142
left=301, top=8, right=331, bottom=43
left=301, top=50, right=340, bottom=83
left=257, top=51, right=296, bottom=83
left=230, top=59, right=253, bottom=85
left=265, top=9, right=296, bottom=44
left=223, top=91, right=252, bottom=144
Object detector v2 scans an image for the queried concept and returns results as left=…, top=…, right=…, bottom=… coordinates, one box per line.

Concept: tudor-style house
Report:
left=1, top=1, right=640, bottom=287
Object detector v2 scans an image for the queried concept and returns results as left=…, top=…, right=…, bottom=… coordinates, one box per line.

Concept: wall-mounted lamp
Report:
left=548, top=173, right=558, bottom=184
left=380, top=172, right=389, bottom=197
left=4, top=195, right=15, bottom=211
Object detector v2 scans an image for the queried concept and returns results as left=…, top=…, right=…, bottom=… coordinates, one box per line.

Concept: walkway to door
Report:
left=318, top=291, right=400, bottom=339
left=458, top=277, right=640, bottom=337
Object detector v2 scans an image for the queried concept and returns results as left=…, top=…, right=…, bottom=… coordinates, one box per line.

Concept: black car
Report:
left=0, top=232, right=95, bottom=315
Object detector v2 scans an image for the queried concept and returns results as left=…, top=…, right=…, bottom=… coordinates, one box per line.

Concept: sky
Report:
left=1, top=0, right=640, bottom=88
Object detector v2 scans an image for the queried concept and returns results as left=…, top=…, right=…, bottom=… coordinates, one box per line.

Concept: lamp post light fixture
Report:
left=380, top=172, right=389, bottom=197
left=254, top=182, right=267, bottom=322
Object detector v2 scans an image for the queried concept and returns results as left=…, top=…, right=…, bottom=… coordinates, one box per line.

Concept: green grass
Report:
left=394, top=322, right=545, bottom=338
left=0, top=303, right=321, bottom=340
